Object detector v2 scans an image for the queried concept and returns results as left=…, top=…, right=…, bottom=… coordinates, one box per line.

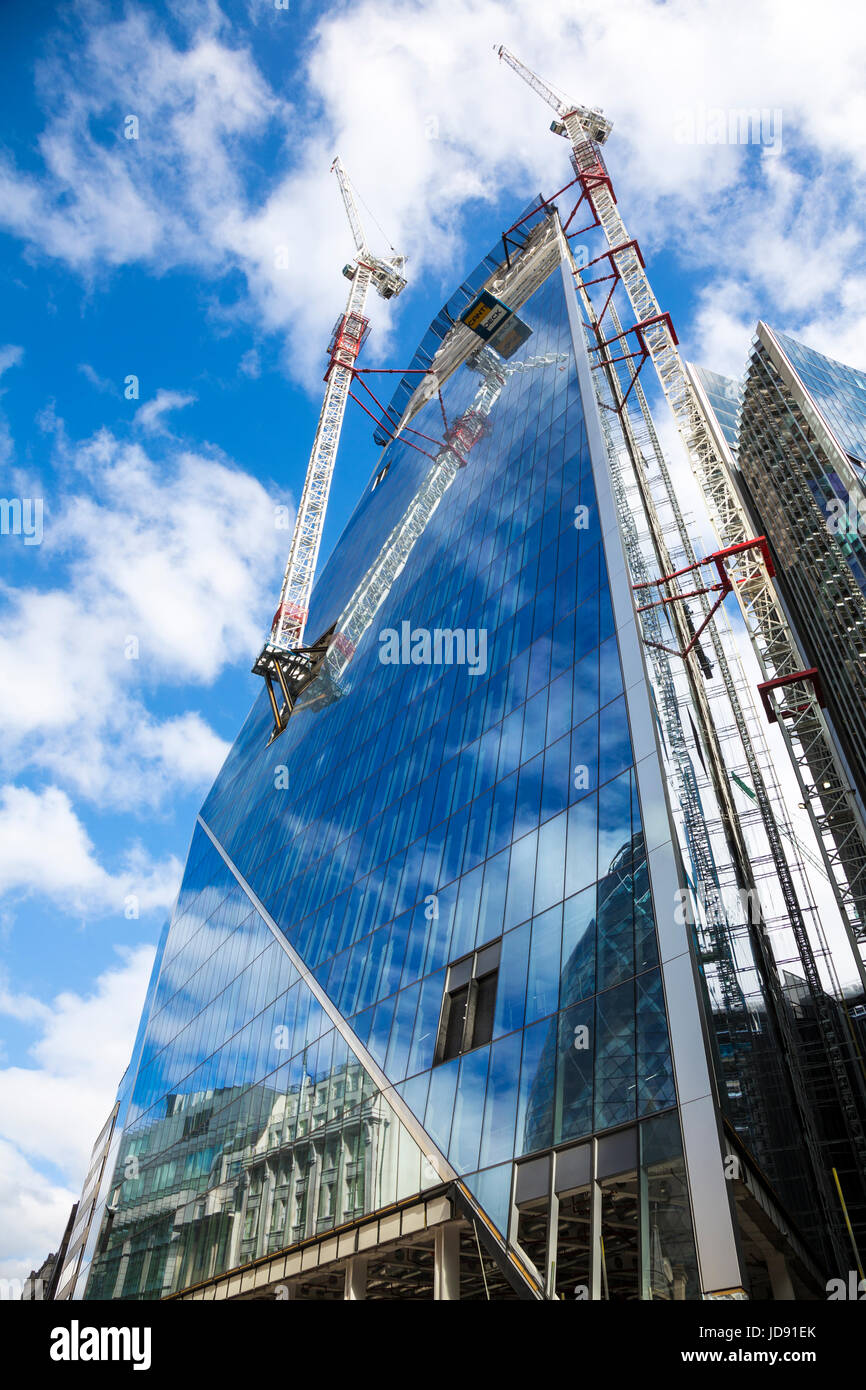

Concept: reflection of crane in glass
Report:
left=255, top=343, right=567, bottom=737
left=253, top=159, right=406, bottom=735
left=306, top=346, right=570, bottom=708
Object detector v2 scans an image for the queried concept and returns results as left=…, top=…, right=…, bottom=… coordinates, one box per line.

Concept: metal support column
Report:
left=344, top=1255, right=367, bottom=1301
left=434, top=1223, right=461, bottom=1301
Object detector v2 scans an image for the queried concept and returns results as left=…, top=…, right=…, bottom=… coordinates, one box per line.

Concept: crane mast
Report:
left=254, top=158, right=407, bottom=731
left=498, top=46, right=866, bottom=1251
left=497, top=44, right=866, bottom=967
left=269, top=267, right=372, bottom=655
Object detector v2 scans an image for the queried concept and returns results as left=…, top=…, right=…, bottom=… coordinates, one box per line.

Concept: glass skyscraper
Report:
left=689, top=331, right=866, bottom=1269
left=690, top=364, right=741, bottom=454
left=55, top=216, right=836, bottom=1303
left=692, top=326, right=866, bottom=829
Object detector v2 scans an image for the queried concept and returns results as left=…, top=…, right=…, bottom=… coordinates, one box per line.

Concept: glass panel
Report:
left=560, top=886, right=596, bottom=1007
left=595, top=844, right=635, bottom=994
left=407, top=969, right=446, bottom=1076
left=526, top=905, right=562, bottom=1023
left=450, top=1045, right=490, bottom=1173
left=569, top=713, right=598, bottom=803
left=594, top=980, right=636, bottom=1130
left=505, top=831, right=537, bottom=930
left=493, top=921, right=530, bottom=1038
left=477, top=848, right=509, bottom=943
left=554, top=1189, right=591, bottom=1301
left=600, top=1173, right=639, bottom=1300
left=534, top=811, right=567, bottom=915
left=598, top=635, right=623, bottom=707
left=596, top=769, right=632, bottom=884
left=517, top=1019, right=554, bottom=1155
left=555, top=999, right=594, bottom=1144
left=450, top=865, right=484, bottom=960
left=572, top=649, right=599, bottom=727
left=565, top=794, right=597, bottom=897
left=636, top=971, right=676, bottom=1115
left=384, top=982, right=420, bottom=1081
left=641, top=1111, right=700, bottom=1301
left=424, top=1057, right=458, bottom=1154
left=465, top=1162, right=513, bottom=1236
left=479, top=1032, right=522, bottom=1167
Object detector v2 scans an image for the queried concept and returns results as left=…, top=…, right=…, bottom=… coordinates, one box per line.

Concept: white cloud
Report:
left=238, top=347, right=261, bottom=378
left=135, top=712, right=230, bottom=790
left=0, top=947, right=155, bottom=1282
left=0, top=345, right=24, bottom=467
left=0, top=785, right=180, bottom=915
left=133, top=388, right=197, bottom=434
left=0, top=976, right=51, bottom=1026
left=78, top=362, right=118, bottom=395
left=0, top=1, right=864, bottom=388
left=0, top=345, right=24, bottom=380
left=0, top=10, right=279, bottom=274
left=0, top=1142, right=78, bottom=1287
left=0, top=427, right=283, bottom=807
left=688, top=282, right=759, bottom=380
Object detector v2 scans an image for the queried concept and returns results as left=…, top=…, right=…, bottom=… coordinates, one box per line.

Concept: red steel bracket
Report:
left=633, top=538, right=774, bottom=661
left=757, top=668, right=826, bottom=724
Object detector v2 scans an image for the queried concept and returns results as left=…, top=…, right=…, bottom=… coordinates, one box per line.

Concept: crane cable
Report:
left=347, top=168, right=400, bottom=254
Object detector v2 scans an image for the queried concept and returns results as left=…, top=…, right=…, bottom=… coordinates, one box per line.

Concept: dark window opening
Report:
left=472, top=971, right=497, bottom=1048
left=435, top=941, right=501, bottom=1064
left=443, top=983, right=470, bottom=1061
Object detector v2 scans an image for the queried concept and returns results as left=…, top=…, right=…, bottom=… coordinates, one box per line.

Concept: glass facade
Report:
left=768, top=331, right=866, bottom=599
left=690, top=326, right=866, bottom=1273
left=773, top=329, right=866, bottom=473
left=727, top=325, right=866, bottom=813
left=691, top=364, right=741, bottom=453
left=79, top=235, right=704, bottom=1301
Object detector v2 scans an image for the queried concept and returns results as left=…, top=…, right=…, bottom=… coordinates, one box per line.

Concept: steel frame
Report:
left=569, top=233, right=866, bottom=1269
left=552, top=108, right=866, bottom=962
left=634, top=539, right=775, bottom=660
left=495, top=39, right=866, bottom=1258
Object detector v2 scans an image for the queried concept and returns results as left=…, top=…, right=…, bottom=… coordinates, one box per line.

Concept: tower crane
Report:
left=495, top=45, right=866, bottom=973
left=261, top=340, right=566, bottom=731
left=496, top=45, right=866, bottom=1242
left=495, top=45, right=612, bottom=144
left=253, top=158, right=407, bottom=732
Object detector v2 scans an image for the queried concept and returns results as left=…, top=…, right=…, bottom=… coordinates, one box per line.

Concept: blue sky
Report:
left=1, top=0, right=864, bottom=1282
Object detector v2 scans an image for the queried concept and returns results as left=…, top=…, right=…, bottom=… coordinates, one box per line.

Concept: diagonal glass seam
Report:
left=195, top=816, right=543, bottom=1298
left=195, top=813, right=458, bottom=1186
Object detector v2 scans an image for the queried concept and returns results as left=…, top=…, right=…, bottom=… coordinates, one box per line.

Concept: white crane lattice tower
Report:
left=496, top=43, right=866, bottom=967
left=496, top=47, right=866, bottom=1225
left=254, top=158, right=407, bottom=732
